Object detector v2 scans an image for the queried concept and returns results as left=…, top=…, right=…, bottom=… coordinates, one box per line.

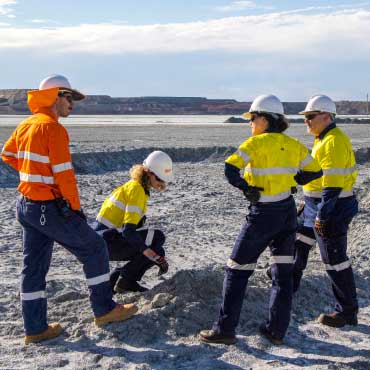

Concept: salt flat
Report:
left=0, top=121, right=369, bottom=370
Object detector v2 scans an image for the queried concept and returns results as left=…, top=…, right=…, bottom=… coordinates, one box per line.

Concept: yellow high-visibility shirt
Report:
left=303, top=127, right=357, bottom=198
left=96, top=180, right=148, bottom=230
left=226, top=133, right=321, bottom=202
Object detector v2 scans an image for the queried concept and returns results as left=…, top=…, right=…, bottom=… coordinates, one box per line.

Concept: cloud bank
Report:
left=0, top=8, right=369, bottom=59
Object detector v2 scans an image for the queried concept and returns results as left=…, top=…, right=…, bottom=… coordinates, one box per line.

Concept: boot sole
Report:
left=95, top=306, right=138, bottom=327
left=199, top=335, right=237, bottom=345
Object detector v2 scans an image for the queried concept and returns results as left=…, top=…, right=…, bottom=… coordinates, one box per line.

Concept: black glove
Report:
left=243, top=186, right=264, bottom=204
left=154, top=256, right=169, bottom=276
left=75, top=209, right=87, bottom=221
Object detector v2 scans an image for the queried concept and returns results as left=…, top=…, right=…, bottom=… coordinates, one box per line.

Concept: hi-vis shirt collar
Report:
left=317, top=122, right=336, bottom=141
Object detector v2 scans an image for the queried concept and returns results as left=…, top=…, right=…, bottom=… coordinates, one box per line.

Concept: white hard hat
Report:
left=299, top=95, right=336, bottom=115
left=39, top=74, right=85, bottom=101
left=243, top=94, right=284, bottom=119
left=143, top=151, right=174, bottom=183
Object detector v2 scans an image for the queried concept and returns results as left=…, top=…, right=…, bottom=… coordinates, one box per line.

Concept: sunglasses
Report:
left=304, top=112, right=324, bottom=121
left=151, top=172, right=165, bottom=183
left=59, top=94, right=73, bottom=104
left=250, top=114, right=260, bottom=122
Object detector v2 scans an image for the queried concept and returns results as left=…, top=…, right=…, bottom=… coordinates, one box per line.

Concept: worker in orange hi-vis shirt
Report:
left=1, top=75, right=138, bottom=345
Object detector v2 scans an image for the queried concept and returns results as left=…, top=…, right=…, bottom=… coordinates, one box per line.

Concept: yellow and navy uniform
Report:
left=303, top=126, right=357, bottom=199
left=97, top=180, right=149, bottom=231
left=226, top=133, right=321, bottom=202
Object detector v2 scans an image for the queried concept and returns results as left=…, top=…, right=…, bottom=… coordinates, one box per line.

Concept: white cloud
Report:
left=215, top=1, right=259, bottom=12
left=0, top=0, right=16, bottom=16
left=0, top=8, right=369, bottom=60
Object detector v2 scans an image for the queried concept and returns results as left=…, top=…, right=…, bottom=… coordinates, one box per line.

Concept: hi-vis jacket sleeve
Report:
left=295, top=145, right=323, bottom=185
left=123, top=185, right=147, bottom=225
left=48, top=124, right=81, bottom=210
left=1, top=130, right=18, bottom=171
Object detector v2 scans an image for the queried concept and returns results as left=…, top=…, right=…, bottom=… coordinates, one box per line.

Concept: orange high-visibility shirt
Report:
left=1, top=88, right=81, bottom=210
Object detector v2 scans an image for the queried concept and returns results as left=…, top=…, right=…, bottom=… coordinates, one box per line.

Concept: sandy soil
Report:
left=0, top=123, right=369, bottom=370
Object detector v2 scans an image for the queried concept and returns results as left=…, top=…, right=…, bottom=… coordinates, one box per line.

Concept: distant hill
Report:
left=0, top=89, right=369, bottom=115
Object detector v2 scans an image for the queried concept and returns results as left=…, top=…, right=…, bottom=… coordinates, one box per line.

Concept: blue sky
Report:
left=1, top=0, right=370, bottom=101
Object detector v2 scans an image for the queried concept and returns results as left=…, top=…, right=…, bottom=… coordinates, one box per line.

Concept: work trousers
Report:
left=16, top=196, right=116, bottom=335
left=103, top=229, right=165, bottom=288
left=214, top=196, right=297, bottom=340
left=293, top=195, right=359, bottom=318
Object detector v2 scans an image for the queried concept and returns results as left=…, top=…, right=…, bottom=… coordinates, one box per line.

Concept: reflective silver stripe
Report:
left=296, top=233, right=316, bottom=246
left=86, top=273, right=110, bottom=286
left=108, top=195, right=126, bottom=211
left=323, top=166, right=356, bottom=175
left=303, top=190, right=322, bottom=198
left=1, top=150, right=17, bottom=157
left=145, top=229, right=155, bottom=246
left=325, top=260, right=351, bottom=272
left=259, top=190, right=291, bottom=203
left=52, top=162, right=73, bottom=173
left=227, top=258, right=256, bottom=270
left=18, top=151, right=50, bottom=163
left=19, top=172, right=54, bottom=184
left=96, top=215, right=122, bottom=232
left=236, top=149, right=250, bottom=163
left=299, top=154, right=314, bottom=169
left=126, top=205, right=144, bottom=217
left=20, top=291, right=46, bottom=300
left=245, top=166, right=298, bottom=175
left=270, top=256, right=294, bottom=264
left=304, top=189, right=354, bottom=198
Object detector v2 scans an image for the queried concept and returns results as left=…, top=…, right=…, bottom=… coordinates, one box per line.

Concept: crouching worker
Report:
left=93, top=151, right=173, bottom=294
left=1, top=75, right=137, bottom=345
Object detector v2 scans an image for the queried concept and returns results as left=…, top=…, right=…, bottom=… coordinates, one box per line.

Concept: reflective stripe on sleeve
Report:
left=18, top=151, right=50, bottom=163
left=126, top=205, right=144, bottom=217
left=325, top=260, right=351, bottom=272
left=236, top=149, right=250, bottom=163
left=323, top=166, right=356, bottom=175
left=19, top=172, right=54, bottom=184
left=245, top=167, right=298, bottom=175
left=86, top=272, right=110, bottom=286
left=1, top=150, right=17, bottom=157
left=227, top=258, right=256, bottom=270
left=145, top=229, right=155, bottom=246
left=299, top=154, right=314, bottom=169
left=259, top=190, right=291, bottom=203
left=296, top=233, right=316, bottom=246
left=52, top=162, right=73, bottom=173
left=270, top=255, right=294, bottom=264
left=96, top=215, right=123, bottom=232
left=108, top=195, right=126, bottom=211
left=20, top=291, right=46, bottom=300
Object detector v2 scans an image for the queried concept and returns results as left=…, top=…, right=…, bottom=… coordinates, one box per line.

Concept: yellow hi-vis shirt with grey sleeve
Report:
left=226, top=133, right=321, bottom=202
left=303, top=127, right=357, bottom=198
left=96, top=180, right=148, bottom=231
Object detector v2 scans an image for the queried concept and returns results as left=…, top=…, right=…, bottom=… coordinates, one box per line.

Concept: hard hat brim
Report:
left=242, top=112, right=252, bottom=119
left=59, top=88, right=85, bottom=101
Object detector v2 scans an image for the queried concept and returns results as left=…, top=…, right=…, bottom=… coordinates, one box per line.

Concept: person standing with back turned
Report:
left=199, top=94, right=322, bottom=345
left=293, top=95, right=359, bottom=327
left=1, top=74, right=138, bottom=345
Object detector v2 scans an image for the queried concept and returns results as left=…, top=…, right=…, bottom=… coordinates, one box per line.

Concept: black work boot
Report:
left=115, top=277, right=148, bottom=293
left=259, top=324, right=283, bottom=345
left=317, top=312, right=358, bottom=328
left=199, top=329, right=237, bottom=345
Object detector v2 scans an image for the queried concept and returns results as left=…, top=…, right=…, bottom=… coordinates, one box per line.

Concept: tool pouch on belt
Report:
left=54, top=198, right=74, bottom=218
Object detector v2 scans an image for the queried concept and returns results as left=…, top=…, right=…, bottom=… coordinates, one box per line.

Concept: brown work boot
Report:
left=259, top=324, right=283, bottom=345
left=317, top=312, right=358, bottom=328
left=94, top=303, right=138, bottom=327
left=24, top=322, right=63, bottom=345
left=199, top=329, right=237, bottom=345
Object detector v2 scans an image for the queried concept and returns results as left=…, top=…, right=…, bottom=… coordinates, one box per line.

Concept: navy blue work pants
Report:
left=214, top=196, right=297, bottom=340
left=293, top=195, right=358, bottom=318
left=16, top=196, right=116, bottom=335
left=103, top=229, right=165, bottom=288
